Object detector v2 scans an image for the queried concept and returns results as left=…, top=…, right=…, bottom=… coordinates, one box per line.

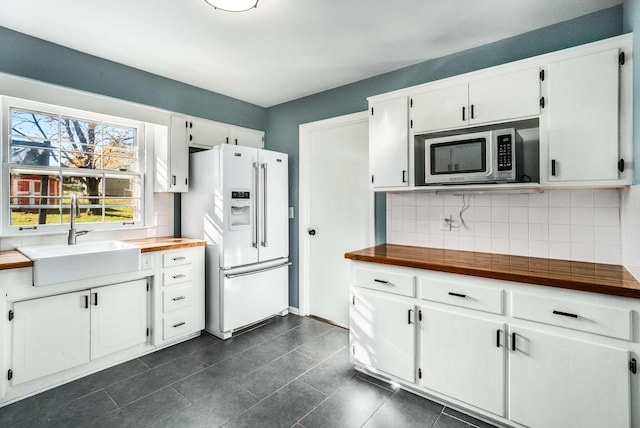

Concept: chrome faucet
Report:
left=68, top=194, right=90, bottom=245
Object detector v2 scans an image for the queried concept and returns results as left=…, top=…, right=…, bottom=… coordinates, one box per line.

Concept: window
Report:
left=3, top=99, right=146, bottom=234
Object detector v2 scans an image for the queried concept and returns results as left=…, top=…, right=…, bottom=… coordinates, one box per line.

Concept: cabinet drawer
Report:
left=354, top=267, right=415, bottom=297
left=163, top=311, right=194, bottom=340
left=163, top=251, right=194, bottom=268
left=163, top=267, right=192, bottom=286
left=511, top=292, right=632, bottom=340
left=163, top=284, right=193, bottom=313
left=420, top=278, right=503, bottom=315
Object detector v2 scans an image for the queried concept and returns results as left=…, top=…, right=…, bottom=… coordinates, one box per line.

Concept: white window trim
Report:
left=1, top=95, right=156, bottom=237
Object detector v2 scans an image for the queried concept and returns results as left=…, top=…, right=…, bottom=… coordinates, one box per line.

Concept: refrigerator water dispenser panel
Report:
left=229, top=190, right=251, bottom=230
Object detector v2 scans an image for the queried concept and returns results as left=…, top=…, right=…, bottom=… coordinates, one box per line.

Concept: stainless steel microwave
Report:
left=425, top=128, right=518, bottom=184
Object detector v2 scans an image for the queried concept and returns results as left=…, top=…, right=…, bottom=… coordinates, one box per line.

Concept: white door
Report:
left=370, top=96, right=409, bottom=188
left=221, top=144, right=259, bottom=268
left=509, top=327, right=630, bottom=428
left=12, top=291, right=90, bottom=385
left=469, top=67, right=540, bottom=125
left=351, top=289, right=415, bottom=382
left=90, top=279, right=148, bottom=360
left=420, top=307, right=506, bottom=416
left=300, top=112, right=372, bottom=327
left=546, top=48, right=620, bottom=182
left=410, top=83, right=469, bottom=133
left=258, top=149, right=288, bottom=262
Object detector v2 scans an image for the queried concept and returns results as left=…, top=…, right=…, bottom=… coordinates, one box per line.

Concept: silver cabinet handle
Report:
left=172, top=296, right=186, bottom=301
left=172, top=322, right=186, bottom=328
left=261, top=162, right=268, bottom=247
left=253, top=162, right=259, bottom=248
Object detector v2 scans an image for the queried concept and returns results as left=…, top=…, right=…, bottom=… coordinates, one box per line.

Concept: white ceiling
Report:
left=0, top=0, right=624, bottom=107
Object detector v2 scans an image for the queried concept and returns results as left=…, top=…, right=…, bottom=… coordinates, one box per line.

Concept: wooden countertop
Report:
left=345, top=244, right=640, bottom=299
left=0, top=237, right=206, bottom=271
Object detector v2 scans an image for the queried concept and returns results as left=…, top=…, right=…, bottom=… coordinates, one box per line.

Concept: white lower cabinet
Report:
left=350, top=288, right=415, bottom=382
left=349, top=261, right=639, bottom=428
left=420, top=307, right=506, bottom=416
left=11, top=279, right=148, bottom=385
left=509, top=327, right=630, bottom=428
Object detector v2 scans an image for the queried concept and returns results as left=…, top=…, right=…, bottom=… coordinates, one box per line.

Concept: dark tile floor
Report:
left=0, top=315, right=500, bottom=428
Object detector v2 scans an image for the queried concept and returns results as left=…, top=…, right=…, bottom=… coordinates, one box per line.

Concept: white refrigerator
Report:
left=182, top=144, right=289, bottom=339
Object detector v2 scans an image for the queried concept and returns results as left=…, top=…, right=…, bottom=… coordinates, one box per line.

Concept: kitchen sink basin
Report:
left=18, top=240, right=141, bottom=286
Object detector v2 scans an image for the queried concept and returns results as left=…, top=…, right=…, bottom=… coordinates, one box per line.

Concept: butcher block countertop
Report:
left=0, top=237, right=206, bottom=271
left=345, top=244, right=640, bottom=299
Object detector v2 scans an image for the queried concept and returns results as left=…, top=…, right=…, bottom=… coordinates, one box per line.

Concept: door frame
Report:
left=298, top=111, right=374, bottom=317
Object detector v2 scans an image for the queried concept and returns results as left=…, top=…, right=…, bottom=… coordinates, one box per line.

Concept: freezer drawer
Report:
left=221, top=263, right=289, bottom=333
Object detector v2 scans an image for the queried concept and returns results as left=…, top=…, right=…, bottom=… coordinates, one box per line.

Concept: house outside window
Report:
left=2, top=99, right=146, bottom=235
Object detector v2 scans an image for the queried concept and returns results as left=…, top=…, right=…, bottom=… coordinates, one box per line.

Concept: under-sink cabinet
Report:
left=11, top=279, right=148, bottom=385
left=0, top=243, right=205, bottom=408
left=349, top=260, right=640, bottom=428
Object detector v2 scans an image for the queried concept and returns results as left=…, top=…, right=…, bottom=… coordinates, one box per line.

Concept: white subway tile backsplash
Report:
left=402, top=193, right=417, bottom=206
left=384, top=189, right=622, bottom=265
left=391, top=193, right=403, bottom=206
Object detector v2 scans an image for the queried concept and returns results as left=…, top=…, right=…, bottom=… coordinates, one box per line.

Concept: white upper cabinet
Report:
left=186, top=117, right=231, bottom=148
left=154, top=117, right=188, bottom=193
left=369, top=96, right=409, bottom=188
left=542, top=48, right=623, bottom=184
left=410, top=67, right=540, bottom=133
left=230, top=126, right=265, bottom=148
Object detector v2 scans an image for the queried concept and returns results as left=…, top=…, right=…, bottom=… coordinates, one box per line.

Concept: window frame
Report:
left=1, top=96, right=148, bottom=236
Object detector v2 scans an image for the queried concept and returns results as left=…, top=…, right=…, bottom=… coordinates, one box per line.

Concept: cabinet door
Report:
left=546, top=49, right=620, bottom=182
left=420, top=307, right=505, bottom=416
left=370, top=97, right=409, bottom=188
left=188, top=117, right=231, bottom=148
left=410, top=83, right=468, bottom=133
left=509, top=327, right=630, bottom=428
left=169, top=115, right=189, bottom=192
left=231, top=126, right=264, bottom=148
left=90, top=279, right=148, bottom=360
left=11, top=291, right=90, bottom=385
left=469, top=67, right=540, bottom=125
left=350, top=289, right=415, bottom=382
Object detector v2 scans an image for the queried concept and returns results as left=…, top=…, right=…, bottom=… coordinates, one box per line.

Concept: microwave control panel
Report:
left=497, top=134, right=513, bottom=171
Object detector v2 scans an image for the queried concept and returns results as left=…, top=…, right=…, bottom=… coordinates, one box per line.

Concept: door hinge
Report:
left=371, top=107, right=374, bottom=115
left=539, top=69, right=545, bottom=81
left=7, top=369, right=12, bottom=381
left=146, top=328, right=150, bottom=337
left=619, top=51, right=625, bottom=66
left=418, top=368, right=422, bottom=379
left=539, top=97, right=545, bottom=109
left=630, top=358, right=637, bottom=374
left=8, top=310, right=13, bottom=321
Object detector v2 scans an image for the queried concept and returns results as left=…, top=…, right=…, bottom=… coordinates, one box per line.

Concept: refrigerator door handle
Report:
left=225, top=262, right=292, bottom=279
left=261, top=162, right=268, bottom=247
left=253, top=162, right=260, bottom=248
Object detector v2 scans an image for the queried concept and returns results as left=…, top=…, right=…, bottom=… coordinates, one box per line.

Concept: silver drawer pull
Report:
left=172, top=274, right=186, bottom=279
left=553, top=310, right=579, bottom=319
left=172, top=296, right=186, bottom=301
left=172, top=321, right=186, bottom=328
left=172, top=256, right=186, bottom=261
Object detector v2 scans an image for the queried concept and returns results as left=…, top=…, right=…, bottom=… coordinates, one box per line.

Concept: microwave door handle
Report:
left=253, top=162, right=259, bottom=248
left=261, top=162, right=268, bottom=247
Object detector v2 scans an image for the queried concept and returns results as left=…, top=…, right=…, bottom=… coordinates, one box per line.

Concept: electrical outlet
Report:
left=439, top=214, right=452, bottom=231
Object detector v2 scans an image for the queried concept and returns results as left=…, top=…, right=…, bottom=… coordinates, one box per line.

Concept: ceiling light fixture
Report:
left=204, top=0, right=258, bottom=12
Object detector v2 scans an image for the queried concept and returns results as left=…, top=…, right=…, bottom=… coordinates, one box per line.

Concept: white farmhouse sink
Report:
left=18, top=240, right=141, bottom=286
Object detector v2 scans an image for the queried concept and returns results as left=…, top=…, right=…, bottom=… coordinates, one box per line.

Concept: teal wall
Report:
left=266, top=6, right=624, bottom=307
left=624, top=0, right=640, bottom=184
left=0, top=26, right=267, bottom=130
